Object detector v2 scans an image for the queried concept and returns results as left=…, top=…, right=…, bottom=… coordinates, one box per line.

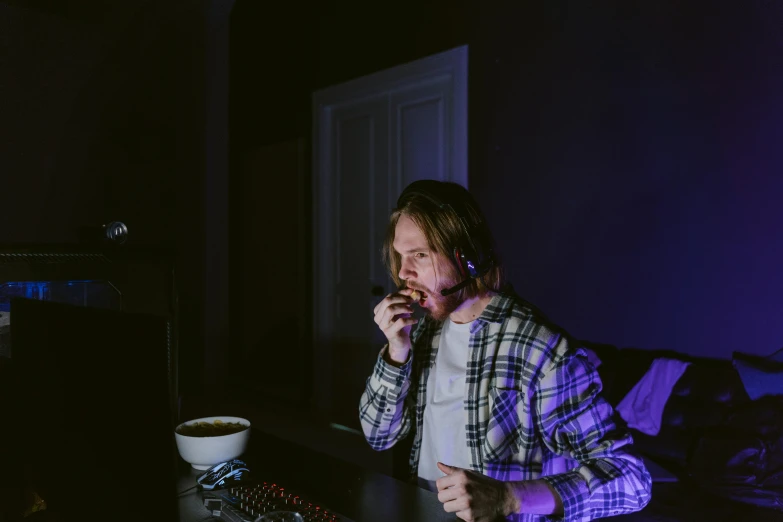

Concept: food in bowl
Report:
left=176, top=419, right=248, bottom=438
left=174, top=416, right=251, bottom=470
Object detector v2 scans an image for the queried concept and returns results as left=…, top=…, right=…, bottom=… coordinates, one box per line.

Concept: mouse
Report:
left=197, top=459, right=252, bottom=490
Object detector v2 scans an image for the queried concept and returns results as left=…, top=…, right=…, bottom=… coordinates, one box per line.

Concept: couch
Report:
left=586, top=342, right=783, bottom=521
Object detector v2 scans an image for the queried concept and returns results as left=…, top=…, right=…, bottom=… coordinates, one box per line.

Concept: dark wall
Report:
left=232, top=0, right=783, bottom=410
left=471, top=1, right=783, bottom=358
left=1, top=0, right=208, bottom=402
left=1, top=0, right=183, bottom=247
left=230, top=0, right=469, bottom=149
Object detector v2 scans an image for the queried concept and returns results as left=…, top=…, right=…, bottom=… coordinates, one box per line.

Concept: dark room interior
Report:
left=2, top=0, right=783, bottom=520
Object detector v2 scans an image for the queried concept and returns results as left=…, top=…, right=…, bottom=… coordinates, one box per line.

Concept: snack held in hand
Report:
left=410, top=290, right=421, bottom=302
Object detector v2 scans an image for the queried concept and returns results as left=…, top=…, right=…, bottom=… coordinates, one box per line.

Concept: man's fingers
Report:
left=437, top=462, right=458, bottom=475
left=436, top=473, right=459, bottom=491
left=436, top=463, right=464, bottom=491
left=442, top=498, right=469, bottom=514
left=388, top=316, right=417, bottom=335
left=373, top=295, right=412, bottom=319
left=442, top=499, right=459, bottom=513
left=377, top=303, right=412, bottom=327
left=373, top=295, right=390, bottom=316
left=455, top=510, right=472, bottom=522
left=372, top=292, right=417, bottom=346
left=437, top=486, right=461, bottom=503
left=386, top=302, right=413, bottom=316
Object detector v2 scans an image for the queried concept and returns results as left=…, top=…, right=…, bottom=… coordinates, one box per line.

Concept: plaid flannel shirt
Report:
left=359, top=293, right=652, bottom=521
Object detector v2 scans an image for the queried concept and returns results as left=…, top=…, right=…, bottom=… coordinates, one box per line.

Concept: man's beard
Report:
left=419, top=277, right=465, bottom=322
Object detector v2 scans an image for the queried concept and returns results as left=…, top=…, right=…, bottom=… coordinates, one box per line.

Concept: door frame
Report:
left=311, top=45, right=468, bottom=420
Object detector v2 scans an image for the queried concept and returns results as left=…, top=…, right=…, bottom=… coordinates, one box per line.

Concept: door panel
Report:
left=391, top=76, right=452, bottom=191
left=331, top=99, right=391, bottom=429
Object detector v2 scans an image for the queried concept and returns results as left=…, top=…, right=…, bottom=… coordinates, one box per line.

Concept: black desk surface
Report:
left=177, top=429, right=457, bottom=522
left=175, top=430, right=783, bottom=522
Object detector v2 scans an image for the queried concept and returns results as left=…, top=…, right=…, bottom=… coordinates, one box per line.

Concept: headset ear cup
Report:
left=453, top=247, right=467, bottom=277
left=464, top=245, right=480, bottom=277
left=466, top=225, right=492, bottom=275
left=455, top=244, right=482, bottom=278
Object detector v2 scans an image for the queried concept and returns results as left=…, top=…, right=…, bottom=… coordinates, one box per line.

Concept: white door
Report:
left=312, top=46, right=468, bottom=430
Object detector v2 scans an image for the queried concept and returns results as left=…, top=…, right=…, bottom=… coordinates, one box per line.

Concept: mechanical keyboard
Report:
left=202, top=481, right=352, bottom=522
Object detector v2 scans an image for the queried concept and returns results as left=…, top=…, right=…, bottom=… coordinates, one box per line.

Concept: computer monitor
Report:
left=10, top=297, right=178, bottom=521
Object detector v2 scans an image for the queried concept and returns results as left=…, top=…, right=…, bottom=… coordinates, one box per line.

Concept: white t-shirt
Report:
left=417, top=318, right=474, bottom=491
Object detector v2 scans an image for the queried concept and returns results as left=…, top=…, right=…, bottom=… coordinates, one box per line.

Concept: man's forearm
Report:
left=504, top=479, right=564, bottom=516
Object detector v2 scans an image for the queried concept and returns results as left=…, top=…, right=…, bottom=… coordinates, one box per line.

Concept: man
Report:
left=359, top=180, right=652, bottom=521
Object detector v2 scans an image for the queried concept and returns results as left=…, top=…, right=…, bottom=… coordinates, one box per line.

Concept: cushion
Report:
left=732, top=348, right=783, bottom=401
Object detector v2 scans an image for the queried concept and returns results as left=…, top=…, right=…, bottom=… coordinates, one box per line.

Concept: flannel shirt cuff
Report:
left=539, top=471, right=590, bottom=522
left=370, top=345, right=412, bottom=398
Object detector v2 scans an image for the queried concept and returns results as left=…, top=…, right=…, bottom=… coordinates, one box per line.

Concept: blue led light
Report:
left=0, top=280, right=120, bottom=313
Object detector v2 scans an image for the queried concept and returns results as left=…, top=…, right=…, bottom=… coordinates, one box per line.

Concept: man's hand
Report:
left=435, top=462, right=518, bottom=522
left=373, top=288, right=418, bottom=363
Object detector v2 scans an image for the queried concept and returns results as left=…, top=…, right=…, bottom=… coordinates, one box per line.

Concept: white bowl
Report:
left=174, top=416, right=251, bottom=470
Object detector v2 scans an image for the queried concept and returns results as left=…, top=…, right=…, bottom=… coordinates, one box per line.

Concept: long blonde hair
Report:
left=382, top=181, right=505, bottom=302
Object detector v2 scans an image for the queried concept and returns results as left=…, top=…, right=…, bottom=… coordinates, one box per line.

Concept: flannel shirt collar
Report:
left=469, top=292, right=515, bottom=334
